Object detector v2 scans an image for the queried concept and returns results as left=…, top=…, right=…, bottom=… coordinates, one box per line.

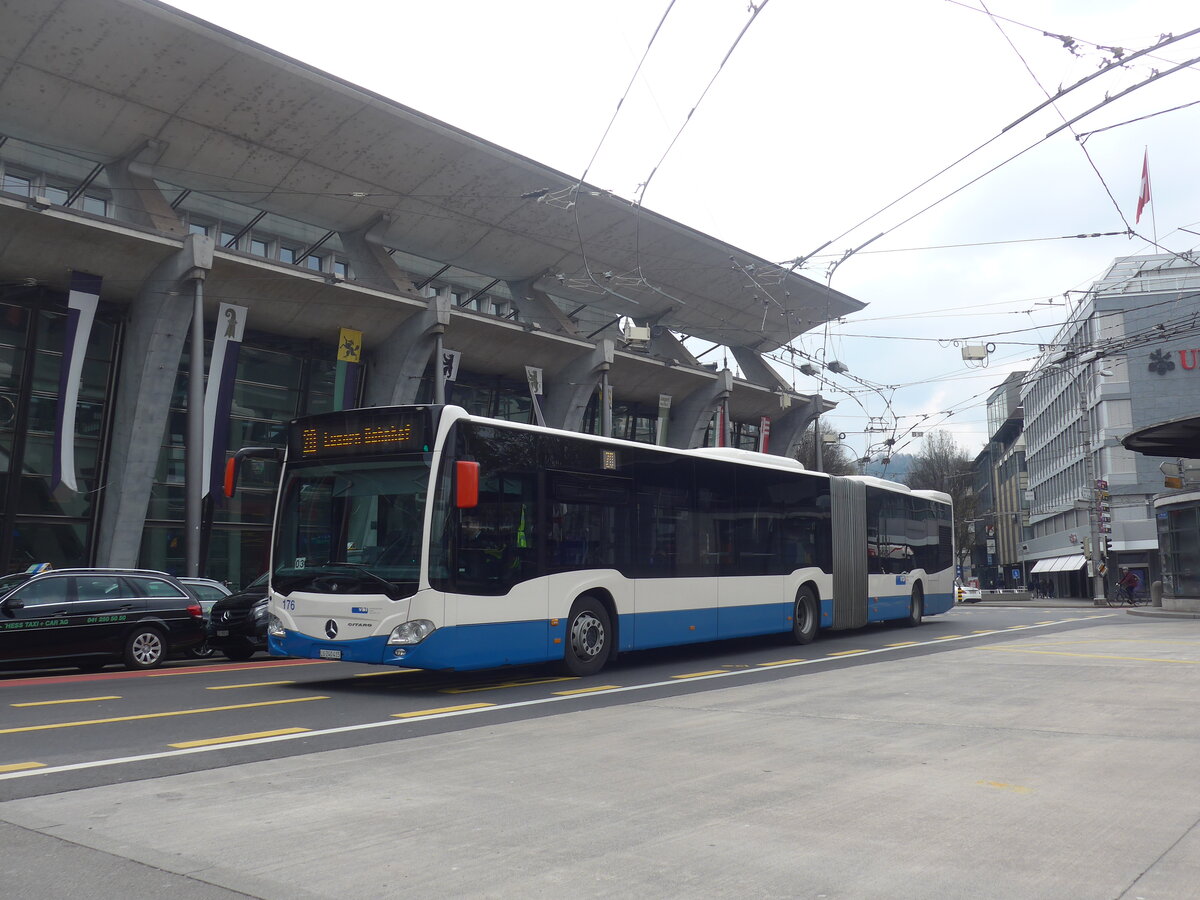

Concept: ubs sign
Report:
left=1149, top=349, right=1200, bottom=375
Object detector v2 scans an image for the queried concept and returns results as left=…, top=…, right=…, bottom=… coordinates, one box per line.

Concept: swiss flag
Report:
left=1135, top=150, right=1151, bottom=223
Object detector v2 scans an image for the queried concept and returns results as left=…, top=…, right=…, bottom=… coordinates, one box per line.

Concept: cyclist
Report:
left=1117, top=567, right=1141, bottom=602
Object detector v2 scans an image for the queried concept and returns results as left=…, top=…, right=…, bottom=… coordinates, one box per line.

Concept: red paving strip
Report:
left=0, top=658, right=333, bottom=688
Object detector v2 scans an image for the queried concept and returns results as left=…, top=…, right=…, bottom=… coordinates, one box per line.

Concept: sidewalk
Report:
left=969, top=593, right=1200, bottom=618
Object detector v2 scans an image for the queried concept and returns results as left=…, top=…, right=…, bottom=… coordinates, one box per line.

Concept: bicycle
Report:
left=1108, top=584, right=1149, bottom=607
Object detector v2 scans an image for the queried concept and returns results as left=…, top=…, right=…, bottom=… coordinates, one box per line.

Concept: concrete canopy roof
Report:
left=0, top=0, right=865, bottom=355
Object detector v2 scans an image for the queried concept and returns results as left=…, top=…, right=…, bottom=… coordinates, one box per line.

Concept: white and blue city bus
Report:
left=228, top=405, right=954, bottom=676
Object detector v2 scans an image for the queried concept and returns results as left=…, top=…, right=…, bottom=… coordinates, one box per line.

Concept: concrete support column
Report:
left=771, top=396, right=822, bottom=460
left=96, top=234, right=213, bottom=567
left=505, top=278, right=580, bottom=338
left=337, top=217, right=420, bottom=296
left=364, top=294, right=451, bottom=406
left=542, top=340, right=615, bottom=432
left=646, top=326, right=701, bottom=366
left=104, top=141, right=185, bottom=235
left=667, top=369, right=734, bottom=449
left=730, top=345, right=792, bottom=391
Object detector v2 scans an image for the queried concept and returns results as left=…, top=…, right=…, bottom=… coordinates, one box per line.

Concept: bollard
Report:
left=1151, top=580, right=1163, bottom=608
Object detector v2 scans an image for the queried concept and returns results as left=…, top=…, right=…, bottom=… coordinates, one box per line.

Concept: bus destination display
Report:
left=291, top=410, right=427, bottom=459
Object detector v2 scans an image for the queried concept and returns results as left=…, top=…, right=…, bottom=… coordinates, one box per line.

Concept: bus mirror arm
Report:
left=224, top=446, right=284, bottom=498
left=455, top=460, right=479, bottom=508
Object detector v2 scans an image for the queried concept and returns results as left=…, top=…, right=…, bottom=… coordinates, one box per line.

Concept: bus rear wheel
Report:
left=791, top=586, right=818, bottom=644
left=905, top=584, right=924, bottom=627
left=560, top=596, right=612, bottom=676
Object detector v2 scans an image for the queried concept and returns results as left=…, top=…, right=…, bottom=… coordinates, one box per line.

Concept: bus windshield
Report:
left=272, top=458, right=429, bottom=598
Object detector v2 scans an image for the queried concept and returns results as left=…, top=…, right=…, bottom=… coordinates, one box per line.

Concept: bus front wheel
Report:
left=791, top=587, right=818, bottom=644
left=560, top=596, right=612, bottom=677
left=905, top=584, right=924, bottom=627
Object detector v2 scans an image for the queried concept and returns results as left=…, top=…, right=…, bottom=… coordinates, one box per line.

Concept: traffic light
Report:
left=1096, top=485, right=1112, bottom=557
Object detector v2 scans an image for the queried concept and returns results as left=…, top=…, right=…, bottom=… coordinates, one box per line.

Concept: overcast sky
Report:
left=163, top=0, right=1200, bottom=462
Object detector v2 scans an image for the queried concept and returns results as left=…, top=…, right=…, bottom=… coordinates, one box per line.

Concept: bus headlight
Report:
left=267, top=615, right=286, bottom=638
left=387, top=619, right=435, bottom=645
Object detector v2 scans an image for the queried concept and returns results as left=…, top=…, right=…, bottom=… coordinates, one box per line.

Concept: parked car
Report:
left=957, top=584, right=983, bottom=603
left=0, top=567, right=206, bottom=671
left=180, top=577, right=233, bottom=615
left=206, top=573, right=269, bottom=661
left=179, top=577, right=233, bottom=659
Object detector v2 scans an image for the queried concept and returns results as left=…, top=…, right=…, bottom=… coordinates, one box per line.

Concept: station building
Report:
left=0, top=0, right=863, bottom=587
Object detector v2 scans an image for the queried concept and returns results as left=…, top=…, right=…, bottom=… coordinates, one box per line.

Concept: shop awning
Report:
left=1030, top=555, right=1087, bottom=573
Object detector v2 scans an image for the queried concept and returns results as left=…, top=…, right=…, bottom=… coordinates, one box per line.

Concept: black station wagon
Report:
left=0, top=568, right=206, bottom=671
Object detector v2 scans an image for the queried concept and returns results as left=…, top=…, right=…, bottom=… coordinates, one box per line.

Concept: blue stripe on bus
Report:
left=270, top=620, right=550, bottom=671
left=272, top=591, right=953, bottom=671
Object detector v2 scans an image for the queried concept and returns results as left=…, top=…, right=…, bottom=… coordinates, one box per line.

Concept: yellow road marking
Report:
left=886, top=642, right=917, bottom=648
left=554, top=685, right=621, bottom=695
left=936, top=635, right=964, bottom=640
left=981, top=647, right=1200, bottom=665
left=978, top=780, right=1032, bottom=794
left=0, top=696, right=329, bottom=735
left=12, top=696, right=121, bottom=707
left=393, top=703, right=493, bottom=718
left=827, top=650, right=866, bottom=657
left=147, top=661, right=333, bottom=677
left=170, top=727, right=310, bottom=748
left=439, top=676, right=576, bottom=694
left=671, top=670, right=726, bottom=679
left=1035, top=621, right=1057, bottom=625
left=1006, top=625, right=1030, bottom=629
left=758, top=658, right=806, bottom=666
left=354, top=669, right=416, bottom=677
left=205, top=681, right=295, bottom=690
left=0, top=762, right=45, bottom=773
left=972, top=630, right=995, bottom=634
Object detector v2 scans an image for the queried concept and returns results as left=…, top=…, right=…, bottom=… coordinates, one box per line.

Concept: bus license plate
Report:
left=319, top=648, right=342, bottom=660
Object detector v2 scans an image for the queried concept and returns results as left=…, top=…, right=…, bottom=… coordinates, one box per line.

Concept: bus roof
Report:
left=688, top=446, right=808, bottom=472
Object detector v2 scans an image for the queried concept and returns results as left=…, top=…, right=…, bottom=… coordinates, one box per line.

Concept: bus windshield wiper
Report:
left=315, top=563, right=404, bottom=601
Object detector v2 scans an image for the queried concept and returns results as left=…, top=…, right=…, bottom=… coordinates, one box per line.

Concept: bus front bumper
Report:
left=269, top=629, right=450, bottom=668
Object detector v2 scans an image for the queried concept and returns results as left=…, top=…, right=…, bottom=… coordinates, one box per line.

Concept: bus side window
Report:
left=460, top=469, right=538, bottom=592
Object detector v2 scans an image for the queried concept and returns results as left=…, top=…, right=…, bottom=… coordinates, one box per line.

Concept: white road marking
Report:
left=0, top=616, right=1109, bottom=782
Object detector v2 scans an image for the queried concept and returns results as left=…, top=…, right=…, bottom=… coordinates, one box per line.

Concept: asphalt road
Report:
left=4, top=604, right=1199, bottom=898
left=1, top=605, right=1099, bottom=792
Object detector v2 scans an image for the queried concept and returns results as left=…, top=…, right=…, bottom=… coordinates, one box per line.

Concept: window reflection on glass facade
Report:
left=141, top=333, right=340, bottom=588
left=582, top=394, right=661, bottom=445
left=1157, top=503, right=1200, bottom=599
left=0, top=295, right=117, bottom=572
left=420, top=369, right=534, bottom=424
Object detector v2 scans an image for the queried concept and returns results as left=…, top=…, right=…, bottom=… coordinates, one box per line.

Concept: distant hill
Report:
left=865, top=453, right=914, bottom=482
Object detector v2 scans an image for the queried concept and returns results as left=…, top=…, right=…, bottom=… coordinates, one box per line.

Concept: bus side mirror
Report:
left=456, top=461, right=479, bottom=508
left=224, top=446, right=283, bottom=498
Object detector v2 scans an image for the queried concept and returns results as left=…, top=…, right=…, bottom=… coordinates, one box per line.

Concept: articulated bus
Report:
left=230, top=405, right=954, bottom=676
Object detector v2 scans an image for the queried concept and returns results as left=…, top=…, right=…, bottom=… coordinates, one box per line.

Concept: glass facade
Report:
left=139, top=334, right=339, bottom=590
left=0, top=291, right=119, bottom=572
left=1157, top=501, right=1200, bottom=599
left=425, top=370, right=536, bottom=424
